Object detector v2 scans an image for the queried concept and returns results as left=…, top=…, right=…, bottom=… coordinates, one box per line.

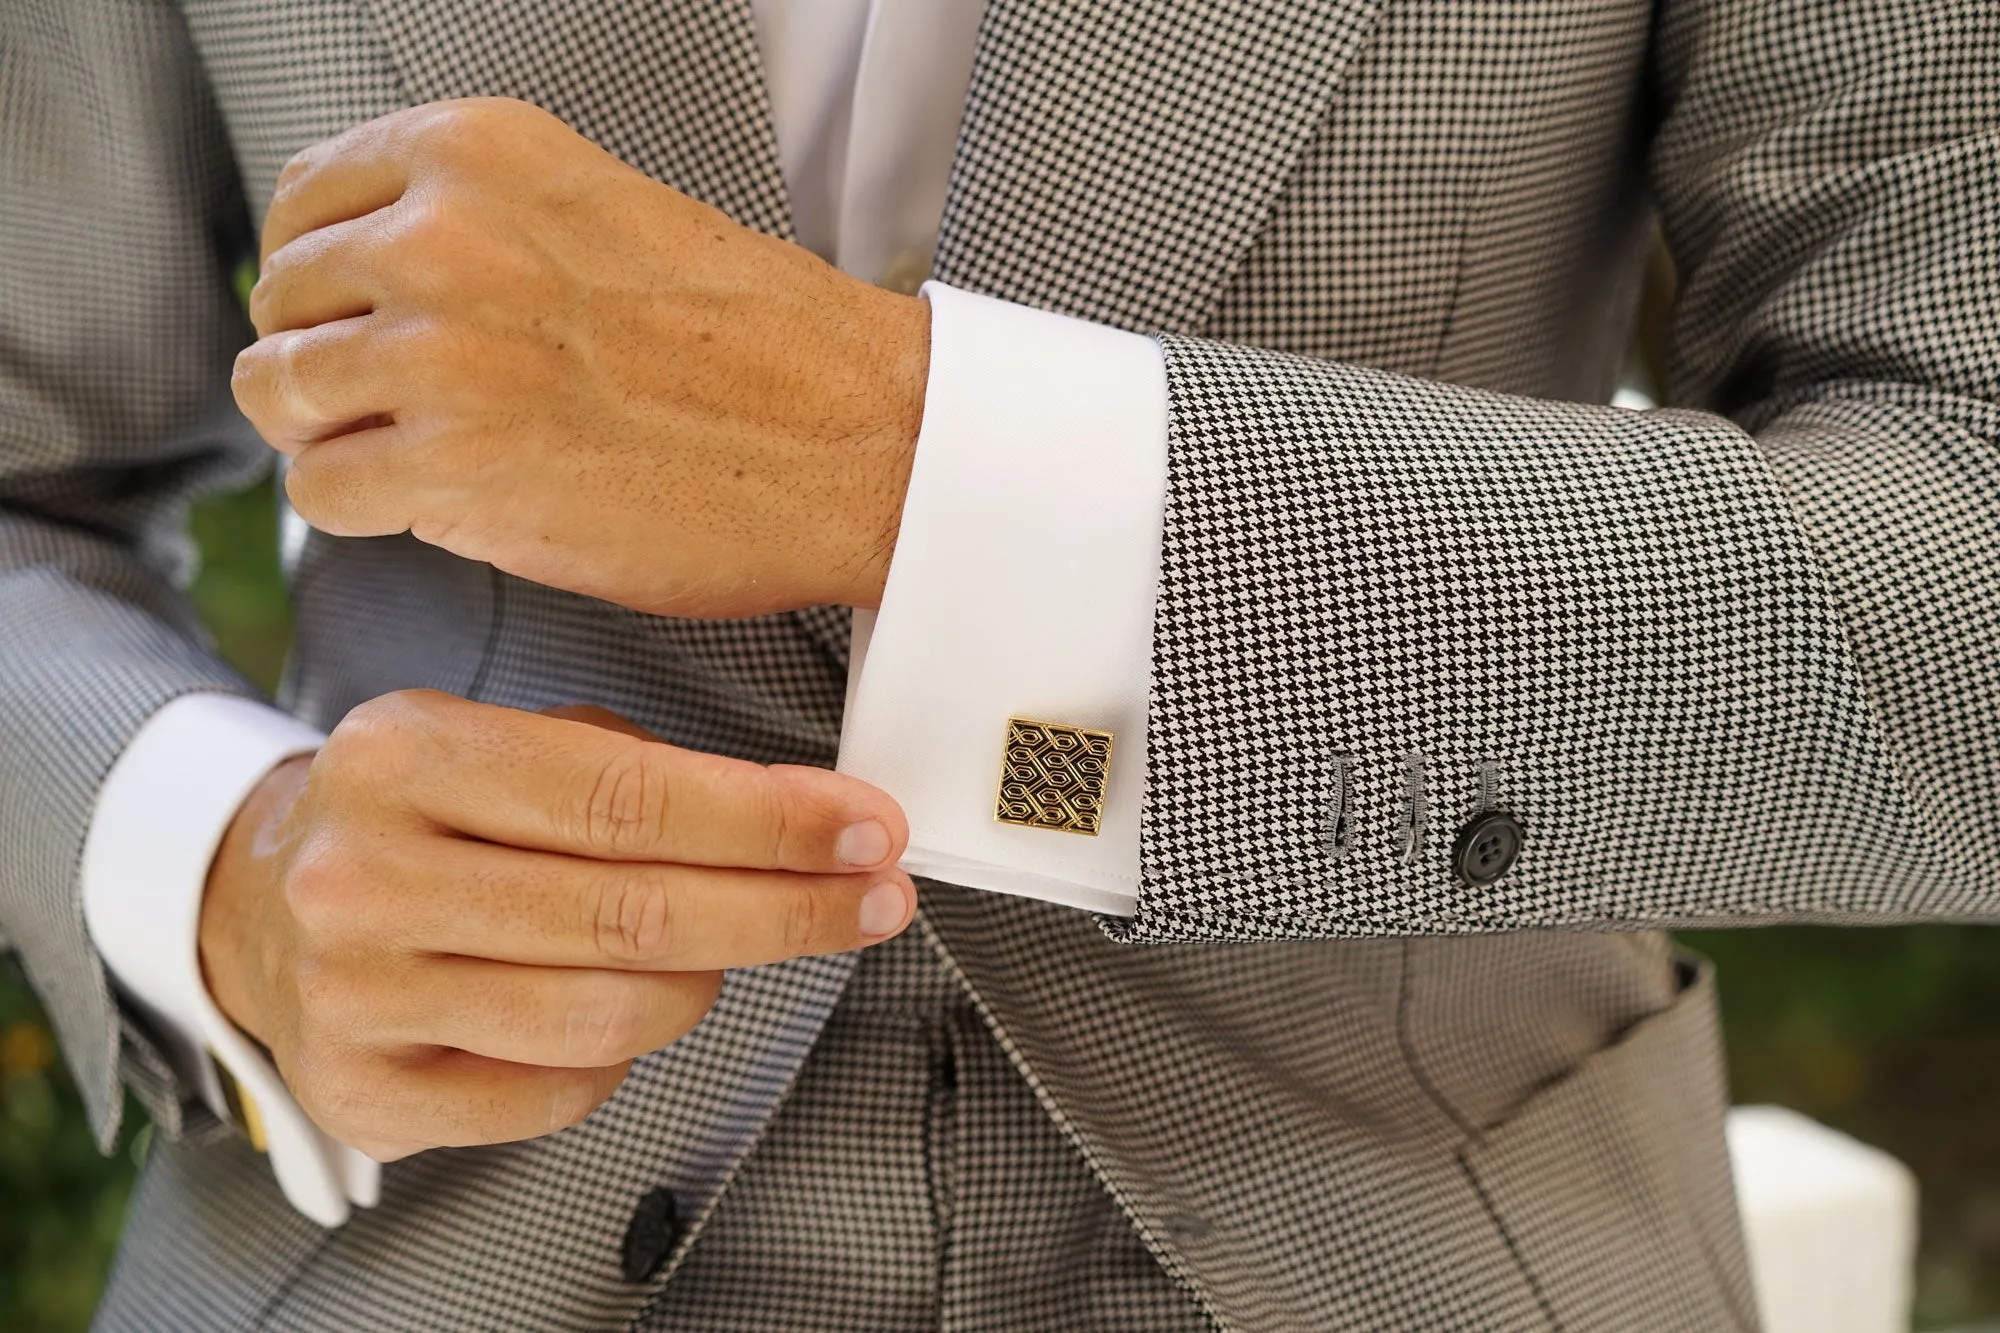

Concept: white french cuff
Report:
left=81, top=692, right=377, bottom=1226
left=838, top=282, right=1169, bottom=918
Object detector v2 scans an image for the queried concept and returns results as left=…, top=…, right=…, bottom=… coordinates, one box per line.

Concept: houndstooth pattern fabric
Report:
left=636, top=927, right=1210, bottom=1331
left=2, top=0, right=1993, bottom=1326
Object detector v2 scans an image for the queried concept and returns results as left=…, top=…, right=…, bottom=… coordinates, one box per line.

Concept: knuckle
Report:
left=272, top=329, right=312, bottom=407
left=250, top=230, right=334, bottom=329
left=330, top=690, right=437, bottom=760
left=289, top=1046, right=375, bottom=1135
left=396, top=317, right=476, bottom=400
left=292, top=962, right=375, bottom=1042
left=417, top=101, right=479, bottom=155
left=320, top=703, right=391, bottom=774
left=237, top=333, right=319, bottom=446
left=292, top=965, right=340, bottom=1022
left=581, top=748, right=668, bottom=856
left=329, top=696, right=391, bottom=749
left=400, top=312, right=454, bottom=367
left=760, top=771, right=852, bottom=866
left=244, top=273, right=277, bottom=334
left=589, top=870, right=673, bottom=965
left=763, top=783, right=798, bottom=866
left=270, top=147, right=320, bottom=209
left=405, top=501, right=469, bottom=553
left=282, top=845, right=355, bottom=939
left=780, top=886, right=830, bottom=957
left=562, top=980, right=641, bottom=1065
left=546, top=1068, right=619, bottom=1135
left=314, top=1079, right=383, bottom=1138
left=318, top=691, right=450, bottom=806
left=397, top=197, right=457, bottom=257
left=282, top=453, right=330, bottom=525
left=389, top=203, right=474, bottom=291
left=421, top=98, right=522, bottom=156
left=284, top=1046, right=333, bottom=1116
left=387, top=685, right=453, bottom=721
left=229, top=344, right=270, bottom=417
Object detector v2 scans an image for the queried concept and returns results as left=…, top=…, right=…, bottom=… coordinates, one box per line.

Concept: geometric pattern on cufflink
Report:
left=995, top=718, right=1114, bottom=836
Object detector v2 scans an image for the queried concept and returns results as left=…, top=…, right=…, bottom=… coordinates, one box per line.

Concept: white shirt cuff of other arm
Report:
left=80, top=692, right=378, bottom=1226
left=839, top=282, right=1168, bottom=918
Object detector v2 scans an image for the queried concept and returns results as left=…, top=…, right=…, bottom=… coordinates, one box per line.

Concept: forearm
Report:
left=1121, top=0, right=2000, bottom=942
left=1128, top=340, right=1996, bottom=941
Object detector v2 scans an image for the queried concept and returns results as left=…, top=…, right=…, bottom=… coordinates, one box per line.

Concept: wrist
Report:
left=839, top=286, right=928, bottom=609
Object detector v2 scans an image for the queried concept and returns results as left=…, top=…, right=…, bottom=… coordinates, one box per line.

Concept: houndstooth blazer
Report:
left=3, top=0, right=1996, bottom=1327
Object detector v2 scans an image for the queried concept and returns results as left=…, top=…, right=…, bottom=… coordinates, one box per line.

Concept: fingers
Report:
left=274, top=685, right=921, bottom=1161
left=296, top=1045, right=632, bottom=1161
left=260, top=98, right=560, bottom=268
left=381, top=840, right=914, bottom=971
left=233, top=316, right=402, bottom=454
left=262, top=106, right=437, bottom=266
left=337, top=692, right=909, bottom=874
left=283, top=424, right=427, bottom=537
left=250, top=211, right=390, bottom=336
left=368, top=956, right=723, bottom=1068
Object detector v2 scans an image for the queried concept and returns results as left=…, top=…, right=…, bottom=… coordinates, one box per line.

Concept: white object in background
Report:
left=1726, top=1104, right=1918, bottom=1333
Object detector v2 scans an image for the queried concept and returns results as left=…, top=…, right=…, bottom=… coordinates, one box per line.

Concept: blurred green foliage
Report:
left=1688, top=926, right=2000, bottom=1325
left=2, top=472, right=1997, bottom=1329
left=185, top=452, right=295, bottom=695
left=0, top=964, right=145, bottom=1332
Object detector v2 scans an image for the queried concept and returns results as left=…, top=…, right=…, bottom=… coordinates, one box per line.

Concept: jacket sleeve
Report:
left=1126, top=0, right=2000, bottom=942
left=0, top=0, right=269, bottom=1145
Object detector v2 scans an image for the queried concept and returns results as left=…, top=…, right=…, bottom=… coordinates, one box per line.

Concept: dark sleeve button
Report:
left=621, top=1187, right=684, bottom=1283
left=1452, top=810, right=1523, bottom=886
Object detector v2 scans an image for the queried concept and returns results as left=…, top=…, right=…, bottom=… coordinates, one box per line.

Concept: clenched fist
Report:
left=232, top=97, right=929, bottom=618
left=197, top=691, right=914, bottom=1161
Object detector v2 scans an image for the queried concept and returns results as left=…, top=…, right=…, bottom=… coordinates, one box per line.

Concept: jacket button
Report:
left=621, top=1187, right=684, bottom=1283
left=1452, top=811, right=1523, bottom=886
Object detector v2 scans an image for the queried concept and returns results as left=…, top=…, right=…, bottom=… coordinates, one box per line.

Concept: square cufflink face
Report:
left=995, top=718, right=1114, bottom=836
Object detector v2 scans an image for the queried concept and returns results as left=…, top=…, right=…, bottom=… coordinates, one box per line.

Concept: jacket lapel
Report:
left=358, top=0, right=792, bottom=238
left=934, top=0, right=1386, bottom=334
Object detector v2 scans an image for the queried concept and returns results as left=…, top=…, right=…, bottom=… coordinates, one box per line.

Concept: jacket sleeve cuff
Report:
left=837, top=282, right=1167, bottom=918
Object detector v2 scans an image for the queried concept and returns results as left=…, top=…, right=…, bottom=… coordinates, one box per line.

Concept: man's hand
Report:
left=232, top=98, right=929, bottom=618
left=197, top=690, right=915, bottom=1161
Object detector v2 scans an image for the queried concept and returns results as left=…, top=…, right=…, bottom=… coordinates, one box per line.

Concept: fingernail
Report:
left=836, top=820, right=892, bottom=867
left=858, top=881, right=908, bottom=939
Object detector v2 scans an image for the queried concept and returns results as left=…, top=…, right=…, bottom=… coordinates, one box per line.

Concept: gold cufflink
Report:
left=995, top=717, right=1114, bottom=836
left=210, top=1052, right=269, bottom=1152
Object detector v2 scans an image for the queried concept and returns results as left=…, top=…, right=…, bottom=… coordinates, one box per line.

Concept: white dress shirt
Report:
left=81, top=0, right=1166, bottom=1223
